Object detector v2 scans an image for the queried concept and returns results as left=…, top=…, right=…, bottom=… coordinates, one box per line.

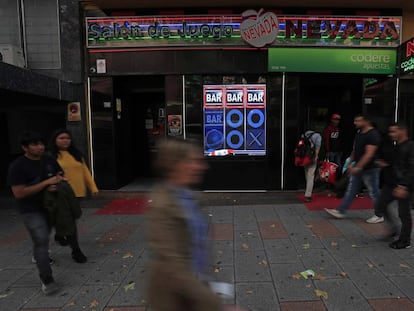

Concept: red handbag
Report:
left=318, top=160, right=339, bottom=184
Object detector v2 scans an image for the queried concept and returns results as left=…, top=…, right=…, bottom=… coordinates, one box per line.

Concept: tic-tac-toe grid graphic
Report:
left=203, top=84, right=266, bottom=156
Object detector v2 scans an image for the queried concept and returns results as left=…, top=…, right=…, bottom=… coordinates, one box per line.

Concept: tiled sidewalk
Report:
left=0, top=192, right=413, bottom=311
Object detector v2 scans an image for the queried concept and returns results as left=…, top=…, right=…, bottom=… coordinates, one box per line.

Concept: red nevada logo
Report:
left=406, top=39, right=414, bottom=58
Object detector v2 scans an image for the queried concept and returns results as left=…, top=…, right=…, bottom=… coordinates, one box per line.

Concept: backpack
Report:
left=294, top=132, right=316, bottom=167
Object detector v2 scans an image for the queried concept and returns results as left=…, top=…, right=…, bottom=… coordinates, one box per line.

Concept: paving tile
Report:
left=270, top=263, right=317, bottom=302
left=208, top=224, right=234, bottom=241
left=306, top=220, right=343, bottom=238
left=0, top=229, right=29, bottom=246
left=235, top=230, right=264, bottom=250
left=368, top=298, right=414, bottom=311
left=59, top=284, right=118, bottom=311
left=358, top=246, right=413, bottom=276
left=263, top=239, right=300, bottom=264
left=99, top=224, right=139, bottom=245
left=258, top=221, right=289, bottom=239
left=209, top=206, right=233, bottom=223
left=389, top=276, right=414, bottom=300
left=210, top=240, right=234, bottom=266
left=0, top=287, right=39, bottom=311
left=106, top=266, right=149, bottom=307
left=314, top=279, right=374, bottom=311
left=297, top=249, right=343, bottom=278
left=85, top=258, right=134, bottom=285
left=340, top=261, right=404, bottom=299
left=353, top=219, right=385, bottom=236
left=321, top=238, right=367, bottom=262
left=235, top=250, right=272, bottom=282
left=254, top=205, right=279, bottom=221
left=280, top=301, right=327, bottom=311
left=236, top=282, right=279, bottom=311
left=209, top=265, right=235, bottom=283
left=0, top=269, right=31, bottom=291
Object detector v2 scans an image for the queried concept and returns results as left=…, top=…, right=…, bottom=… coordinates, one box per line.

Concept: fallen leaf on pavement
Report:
left=367, top=263, right=374, bottom=268
left=0, top=291, right=13, bottom=298
left=112, top=249, right=119, bottom=254
left=314, top=273, right=326, bottom=280
left=270, top=224, right=276, bottom=228
left=302, top=243, right=310, bottom=249
left=66, top=301, right=75, bottom=307
left=245, top=290, right=253, bottom=294
left=291, top=274, right=301, bottom=279
left=90, top=299, right=99, bottom=308
left=339, top=271, right=347, bottom=277
left=122, top=252, right=133, bottom=259
left=214, top=268, right=220, bottom=273
left=399, top=264, right=410, bottom=269
left=124, top=281, right=135, bottom=292
left=315, top=289, right=328, bottom=300
left=259, top=260, right=268, bottom=266
left=330, top=242, right=338, bottom=247
left=242, top=243, right=249, bottom=249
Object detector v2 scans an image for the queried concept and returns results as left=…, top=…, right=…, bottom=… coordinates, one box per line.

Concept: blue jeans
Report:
left=329, top=152, right=342, bottom=169
left=21, top=211, right=53, bottom=284
left=336, top=168, right=380, bottom=214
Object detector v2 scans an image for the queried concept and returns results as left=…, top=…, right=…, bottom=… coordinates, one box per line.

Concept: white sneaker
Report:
left=324, top=208, right=346, bottom=219
left=366, top=215, right=384, bottom=224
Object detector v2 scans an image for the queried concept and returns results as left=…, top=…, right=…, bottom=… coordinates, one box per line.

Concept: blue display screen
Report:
left=203, top=85, right=266, bottom=157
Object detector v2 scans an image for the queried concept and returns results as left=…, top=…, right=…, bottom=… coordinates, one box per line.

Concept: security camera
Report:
left=89, top=67, right=96, bottom=73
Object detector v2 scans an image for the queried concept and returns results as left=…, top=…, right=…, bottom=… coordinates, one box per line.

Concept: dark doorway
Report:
left=299, top=73, right=363, bottom=159
left=114, top=76, right=166, bottom=188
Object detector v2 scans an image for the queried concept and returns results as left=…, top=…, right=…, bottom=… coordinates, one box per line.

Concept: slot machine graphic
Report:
left=203, top=84, right=266, bottom=156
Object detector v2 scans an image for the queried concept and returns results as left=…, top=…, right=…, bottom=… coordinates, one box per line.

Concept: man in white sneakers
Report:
left=325, top=114, right=382, bottom=222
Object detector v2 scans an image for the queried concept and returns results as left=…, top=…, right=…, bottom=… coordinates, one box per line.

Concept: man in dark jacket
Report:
left=376, top=122, right=414, bottom=249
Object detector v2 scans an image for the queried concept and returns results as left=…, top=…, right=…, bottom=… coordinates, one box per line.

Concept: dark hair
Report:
left=19, top=130, right=44, bottom=147
left=48, top=129, right=83, bottom=162
left=390, top=122, right=408, bottom=131
left=354, top=113, right=370, bottom=121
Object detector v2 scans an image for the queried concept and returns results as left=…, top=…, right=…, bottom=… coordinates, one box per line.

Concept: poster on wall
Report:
left=203, top=85, right=266, bottom=156
left=168, top=115, right=182, bottom=136
left=67, top=102, right=81, bottom=121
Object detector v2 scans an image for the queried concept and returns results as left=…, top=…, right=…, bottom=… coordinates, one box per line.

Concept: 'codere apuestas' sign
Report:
left=86, top=11, right=401, bottom=49
left=399, top=37, right=414, bottom=76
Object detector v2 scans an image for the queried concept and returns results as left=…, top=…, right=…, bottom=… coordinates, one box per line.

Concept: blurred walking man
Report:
left=325, top=114, right=381, bottom=220
left=376, top=123, right=414, bottom=249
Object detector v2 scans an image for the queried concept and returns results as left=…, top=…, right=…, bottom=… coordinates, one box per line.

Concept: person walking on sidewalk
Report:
left=325, top=114, right=382, bottom=221
left=376, top=123, right=414, bottom=249
left=146, top=138, right=245, bottom=311
left=47, top=128, right=97, bottom=263
left=7, top=131, right=63, bottom=295
left=303, top=129, right=322, bottom=203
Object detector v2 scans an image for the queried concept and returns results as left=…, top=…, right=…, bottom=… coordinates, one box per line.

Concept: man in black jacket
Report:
left=376, top=123, right=414, bottom=249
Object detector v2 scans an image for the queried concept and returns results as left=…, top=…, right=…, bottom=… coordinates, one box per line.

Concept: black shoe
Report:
left=72, top=248, right=87, bottom=263
left=304, top=196, right=312, bottom=203
left=55, top=234, right=69, bottom=246
left=389, top=240, right=411, bottom=249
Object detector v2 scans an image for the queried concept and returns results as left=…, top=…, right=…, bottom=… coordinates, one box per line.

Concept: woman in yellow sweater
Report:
left=48, top=129, right=99, bottom=263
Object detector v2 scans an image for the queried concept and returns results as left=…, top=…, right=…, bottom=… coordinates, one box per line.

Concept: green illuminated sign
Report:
left=268, top=48, right=396, bottom=74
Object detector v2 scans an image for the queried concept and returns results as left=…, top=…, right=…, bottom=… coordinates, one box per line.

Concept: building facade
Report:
left=1, top=1, right=414, bottom=191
